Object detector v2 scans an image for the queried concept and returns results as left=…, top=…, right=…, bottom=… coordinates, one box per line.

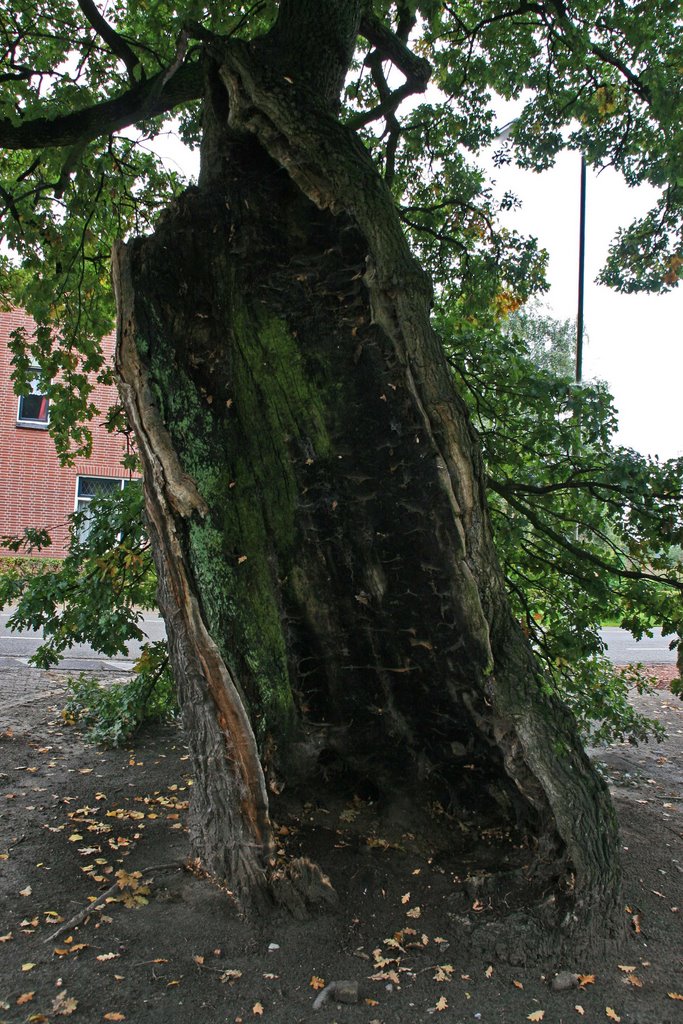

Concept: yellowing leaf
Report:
left=605, top=1009, right=621, bottom=1022
left=22, top=963, right=36, bottom=972
left=52, top=991, right=78, bottom=1016
left=309, top=977, right=325, bottom=990
left=527, top=1013, right=545, bottom=1022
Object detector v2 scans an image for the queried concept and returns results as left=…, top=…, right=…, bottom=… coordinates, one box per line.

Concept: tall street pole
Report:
left=576, top=154, right=587, bottom=384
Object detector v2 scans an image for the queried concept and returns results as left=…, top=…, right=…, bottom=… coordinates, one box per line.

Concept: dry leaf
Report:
left=485, top=965, right=494, bottom=978
left=52, top=991, right=78, bottom=1016
left=0, top=933, right=12, bottom=942
left=434, top=996, right=448, bottom=1011
left=193, top=955, right=205, bottom=966
left=365, top=998, right=379, bottom=1006
left=578, top=974, right=596, bottom=988
left=605, top=1009, right=621, bottom=1022
left=617, top=965, right=636, bottom=973
left=22, top=963, right=36, bottom=972
left=309, top=977, right=325, bottom=990
left=575, top=1007, right=585, bottom=1016
left=96, top=953, right=120, bottom=962
left=668, top=993, right=683, bottom=1001
left=406, top=906, right=421, bottom=919
left=103, top=1015, right=126, bottom=1021
left=19, top=886, right=32, bottom=897
left=527, top=1012, right=545, bottom=1022
left=626, top=975, right=643, bottom=988
left=17, top=993, right=35, bottom=1005
left=252, top=1002, right=264, bottom=1016
left=513, top=980, right=524, bottom=990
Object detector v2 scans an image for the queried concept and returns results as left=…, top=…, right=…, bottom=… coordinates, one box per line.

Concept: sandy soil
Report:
left=0, top=666, right=681, bottom=1024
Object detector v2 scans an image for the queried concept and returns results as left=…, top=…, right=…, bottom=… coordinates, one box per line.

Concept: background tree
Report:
left=1, top=0, right=682, bottom=948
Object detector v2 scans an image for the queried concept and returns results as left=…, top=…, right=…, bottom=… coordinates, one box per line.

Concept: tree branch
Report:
left=77, top=0, right=144, bottom=84
left=0, top=61, right=202, bottom=151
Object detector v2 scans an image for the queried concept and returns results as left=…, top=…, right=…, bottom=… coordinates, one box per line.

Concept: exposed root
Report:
left=269, top=856, right=339, bottom=920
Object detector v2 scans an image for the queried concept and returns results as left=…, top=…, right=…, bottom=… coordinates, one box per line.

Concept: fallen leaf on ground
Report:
left=52, top=991, right=78, bottom=1016
left=626, top=975, right=643, bottom=988
left=252, top=1003, right=264, bottom=1016
left=17, top=993, right=35, bottom=1005
left=310, top=977, right=325, bottom=990
left=485, top=965, right=494, bottom=978
left=406, top=906, right=421, bottom=919
left=0, top=933, right=12, bottom=942
left=513, top=980, right=524, bottom=990
left=19, top=886, right=32, bottom=897
left=617, top=965, right=636, bottom=973
left=103, top=1013, right=126, bottom=1021
left=527, top=1012, right=545, bottom=1022
left=22, top=963, right=36, bottom=971
left=401, top=893, right=410, bottom=904
left=668, top=993, right=683, bottom=1001
left=605, top=1009, right=621, bottom=1022
left=220, top=969, right=242, bottom=984
left=433, top=995, right=448, bottom=1011
left=96, top=953, right=120, bottom=962
left=578, top=974, right=596, bottom=988
left=575, top=1007, right=585, bottom=1016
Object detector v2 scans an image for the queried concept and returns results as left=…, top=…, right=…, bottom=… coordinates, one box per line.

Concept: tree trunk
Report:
left=112, top=0, right=621, bottom=946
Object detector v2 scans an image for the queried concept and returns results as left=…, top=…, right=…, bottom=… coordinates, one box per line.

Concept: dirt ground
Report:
left=1, top=665, right=681, bottom=1024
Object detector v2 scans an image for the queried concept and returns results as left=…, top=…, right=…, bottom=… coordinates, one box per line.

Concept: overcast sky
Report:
left=490, top=149, right=683, bottom=461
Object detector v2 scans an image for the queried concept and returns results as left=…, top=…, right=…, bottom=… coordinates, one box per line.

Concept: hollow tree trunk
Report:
left=112, top=0, right=621, bottom=944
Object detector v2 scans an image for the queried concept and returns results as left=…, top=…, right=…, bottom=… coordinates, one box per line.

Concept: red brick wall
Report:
left=0, top=309, right=131, bottom=557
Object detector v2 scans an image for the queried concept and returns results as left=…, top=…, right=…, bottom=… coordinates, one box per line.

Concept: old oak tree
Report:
left=2, top=0, right=681, bottom=945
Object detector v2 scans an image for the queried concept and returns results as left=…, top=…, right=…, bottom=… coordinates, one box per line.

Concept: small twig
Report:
left=45, top=861, right=184, bottom=942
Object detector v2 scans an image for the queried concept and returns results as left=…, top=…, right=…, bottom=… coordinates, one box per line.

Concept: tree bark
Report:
left=112, top=0, right=621, bottom=945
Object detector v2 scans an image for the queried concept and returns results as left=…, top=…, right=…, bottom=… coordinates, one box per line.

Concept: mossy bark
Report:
left=112, top=0, right=621, bottom=944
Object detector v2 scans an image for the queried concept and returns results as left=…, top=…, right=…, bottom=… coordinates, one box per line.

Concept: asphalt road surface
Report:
left=0, top=609, right=166, bottom=673
left=599, top=626, right=676, bottom=665
left=0, top=611, right=676, bottom=671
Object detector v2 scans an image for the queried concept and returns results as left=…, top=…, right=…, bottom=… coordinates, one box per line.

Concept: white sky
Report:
left=489, top=150, right=683, bottom=461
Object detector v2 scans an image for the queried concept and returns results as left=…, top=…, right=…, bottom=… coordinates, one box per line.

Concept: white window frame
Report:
left=16, top=367, right=50, bottom=428
left=74, top=476, right=130, bottom=542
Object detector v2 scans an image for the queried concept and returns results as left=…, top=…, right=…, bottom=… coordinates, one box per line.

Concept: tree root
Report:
left=269, top=856, right=338, bottom=921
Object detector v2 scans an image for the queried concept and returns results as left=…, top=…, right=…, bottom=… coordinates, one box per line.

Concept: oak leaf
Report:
left=575, top=1007, right=585, bottom=1016
left=434, top=996, right=448, bottom=1011
left=617, top=965, right=636, bottom=973
left=578, top=974, right=596, bottom=988
left=527, top=1012, right=545, bottom=1022
left=605, top=1009, right=621, bottom=1022
left=309, top=977, right=325, bottom=990
left=668, top=993, right=683, bottom=1001
left=17, top=993, right=35, bottom=1005
left=406, top=906, right=421, bottom=919
left=252, top=1003, right=264, bottom=1016
left=52, top=991, right=78, bottom=1016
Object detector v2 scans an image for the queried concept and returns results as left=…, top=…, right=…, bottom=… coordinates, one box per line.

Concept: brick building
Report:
left=0, top=308, right=132, bottom=557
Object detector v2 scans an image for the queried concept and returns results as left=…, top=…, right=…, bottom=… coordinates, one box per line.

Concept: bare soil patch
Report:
left=1, top=667, right=681, bottom=1024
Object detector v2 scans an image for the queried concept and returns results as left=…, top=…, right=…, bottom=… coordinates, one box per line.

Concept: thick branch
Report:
left=77, top=0, right=144, bottom=84
left=0, top=61, right=202, bottom=151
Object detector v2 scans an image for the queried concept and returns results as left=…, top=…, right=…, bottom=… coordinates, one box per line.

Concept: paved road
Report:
left=598, top=626, right=676, bottom=665
left=0, top=609, right=166, bottom=673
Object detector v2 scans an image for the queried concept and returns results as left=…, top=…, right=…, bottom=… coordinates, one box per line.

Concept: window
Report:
left=17, top=369, right=49, bottom=427
left=74, top=476, right=129, bottom=542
